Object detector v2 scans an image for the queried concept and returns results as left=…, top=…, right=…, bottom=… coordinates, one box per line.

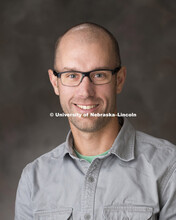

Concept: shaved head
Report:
left=54, top=22, right=121, bottom=68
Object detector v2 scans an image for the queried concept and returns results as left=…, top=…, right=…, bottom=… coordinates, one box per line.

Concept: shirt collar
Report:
left=65, top=131, right=75, bottom=156
left=64, top=117, right=135, bottom=162
left=110, top=117, right=135, bottom=161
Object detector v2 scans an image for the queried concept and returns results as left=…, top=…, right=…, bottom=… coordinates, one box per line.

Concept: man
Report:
left=15, top=23, right=176, bottom=219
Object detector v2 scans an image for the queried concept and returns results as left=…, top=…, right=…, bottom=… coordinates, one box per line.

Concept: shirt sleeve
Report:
left=15, top=166, right=33, bottom=220
left=159, top=167, right=176, bottom=219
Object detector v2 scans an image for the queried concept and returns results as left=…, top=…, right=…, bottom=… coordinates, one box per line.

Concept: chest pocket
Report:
left=34, top=207, right=72, bottom=220
left=103, top=205, right=153, bottom=220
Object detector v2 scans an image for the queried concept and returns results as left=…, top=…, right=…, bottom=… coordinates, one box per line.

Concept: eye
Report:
left=64, top=72, right=80, bottom=79
left=94, top=73, right=104, bottom=78
left=69, top=74, right=76, bottom=78
left=92, top=71, right=108, bottom=80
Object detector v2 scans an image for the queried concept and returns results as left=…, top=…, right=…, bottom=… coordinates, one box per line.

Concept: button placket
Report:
left=81, top=160, right=103, bottom=220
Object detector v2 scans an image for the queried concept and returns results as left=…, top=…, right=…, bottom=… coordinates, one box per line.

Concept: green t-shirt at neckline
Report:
left=74, top=148, right=110, bottom=163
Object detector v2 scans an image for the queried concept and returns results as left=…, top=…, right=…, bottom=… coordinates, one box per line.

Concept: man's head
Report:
left=49, top=22, right=126, bottom=133
left=54, top=22, right=121, bottom=69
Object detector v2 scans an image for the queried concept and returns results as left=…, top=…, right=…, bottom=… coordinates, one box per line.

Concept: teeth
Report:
left=77, top=104, right=97, bottom=110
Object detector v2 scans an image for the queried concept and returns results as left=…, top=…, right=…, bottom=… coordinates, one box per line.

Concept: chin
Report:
left=69, top=116, right=110, bottom=133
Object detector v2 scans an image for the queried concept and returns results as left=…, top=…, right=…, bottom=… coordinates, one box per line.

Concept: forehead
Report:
left=59, top=29, right=112, bottom=52
left=55, top=30, right=116, bottom=70
left=62, top=26, right=108, bottom=44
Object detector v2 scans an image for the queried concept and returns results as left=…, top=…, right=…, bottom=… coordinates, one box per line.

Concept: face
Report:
left=49, top=31, right=125, bottom=133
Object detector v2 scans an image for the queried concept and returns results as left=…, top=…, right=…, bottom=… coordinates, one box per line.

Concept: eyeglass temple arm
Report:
left=112, top=66, right=121, bottom=75
left=53, top=70, right=61, bottom=78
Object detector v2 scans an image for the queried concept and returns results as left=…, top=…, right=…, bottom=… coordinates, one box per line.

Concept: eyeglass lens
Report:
left=61, top=70, right=112, bottom=86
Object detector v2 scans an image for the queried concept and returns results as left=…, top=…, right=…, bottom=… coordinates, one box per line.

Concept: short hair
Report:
left=54, top=22, right=121, bottom=67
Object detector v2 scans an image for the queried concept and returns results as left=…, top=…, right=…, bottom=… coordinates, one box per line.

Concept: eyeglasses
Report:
left=53, top=66, right=121, bottom=87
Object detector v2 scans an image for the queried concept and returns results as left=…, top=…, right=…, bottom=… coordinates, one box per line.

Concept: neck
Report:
left=70, top=117, right=121, bottom=156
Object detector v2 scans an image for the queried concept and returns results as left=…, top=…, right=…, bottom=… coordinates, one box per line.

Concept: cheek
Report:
left=103, top=86, right=117, bottom=110
left=58, top=82, right=71, bottom=97
left=98, top=84, right=116, bottom=100
left=59, top=86, right=74, bottom=105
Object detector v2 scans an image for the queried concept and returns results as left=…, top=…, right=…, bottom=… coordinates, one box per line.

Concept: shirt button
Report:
left=88, top=176, right=94, bottom=183
left=84, top=214, right=91, bottom=220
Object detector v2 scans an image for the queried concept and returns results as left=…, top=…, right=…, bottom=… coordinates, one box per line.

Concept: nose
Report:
left=76, top=75, right=95, bottom=98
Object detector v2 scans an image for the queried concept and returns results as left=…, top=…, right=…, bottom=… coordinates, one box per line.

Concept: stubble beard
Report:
left=69, top=114, right=112, bottom=133
left=60, top=98, right=117, bottom=133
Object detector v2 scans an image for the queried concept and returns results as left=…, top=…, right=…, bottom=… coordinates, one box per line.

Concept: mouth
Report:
left=76, top=104, right=98, bottom=110
left=74, top=104, right=99, bottom=113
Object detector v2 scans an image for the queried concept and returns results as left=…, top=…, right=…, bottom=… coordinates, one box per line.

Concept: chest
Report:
left=32, top=156, right=159, bottom=220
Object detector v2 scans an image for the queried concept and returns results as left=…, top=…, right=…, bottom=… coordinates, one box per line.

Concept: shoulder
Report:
left=22, top=142, right=67, bottom=177
left=135, top=131, right=176, bottom=190
left=135, top=130, right=176, bottom=157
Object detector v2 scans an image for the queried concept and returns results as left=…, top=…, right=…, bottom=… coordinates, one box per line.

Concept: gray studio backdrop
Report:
left=0, top=0, right=176, bottom=219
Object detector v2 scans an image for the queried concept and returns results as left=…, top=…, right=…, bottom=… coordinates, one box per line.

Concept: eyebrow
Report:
left=61, top=66, right=113, bottom=72
left=62, top=67, right=78, bottom=71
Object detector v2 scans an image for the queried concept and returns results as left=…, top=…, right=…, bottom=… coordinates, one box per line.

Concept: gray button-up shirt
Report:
left=15, top=118, right=176, bottom=220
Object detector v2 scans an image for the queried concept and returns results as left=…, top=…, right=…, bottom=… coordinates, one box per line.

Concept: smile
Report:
left=76, top=104, right=98, bottom=110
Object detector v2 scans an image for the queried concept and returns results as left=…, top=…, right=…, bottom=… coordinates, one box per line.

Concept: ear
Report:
left=48, top=69, right=60, bottom=96
left=116, top=66, right=126, bottom=94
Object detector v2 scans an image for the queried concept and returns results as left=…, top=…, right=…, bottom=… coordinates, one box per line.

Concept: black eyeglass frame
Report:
left=53, top=66, right=121, bottom=86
